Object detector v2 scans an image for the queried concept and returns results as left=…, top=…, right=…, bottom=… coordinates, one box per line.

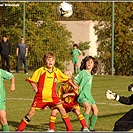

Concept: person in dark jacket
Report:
left=0, top=36, right=12, bottom=72
left=16, top=37, right=28, bottom=74
left=106, top=84, right=133, bottom=131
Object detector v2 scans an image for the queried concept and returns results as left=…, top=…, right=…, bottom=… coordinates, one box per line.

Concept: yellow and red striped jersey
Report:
left=26, top=66, right=69, bottom=102
left=58, top=82, right=78, bottom=104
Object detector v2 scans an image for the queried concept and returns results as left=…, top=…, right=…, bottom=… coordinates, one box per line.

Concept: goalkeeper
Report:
left=106, top=83, right=133, bottom=131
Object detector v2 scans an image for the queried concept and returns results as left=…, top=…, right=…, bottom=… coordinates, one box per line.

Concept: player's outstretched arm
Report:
left=105, top=89, right=120, bottom=101
left=68, top=80, right=79, bottom=90
left=106, top=89, right=133, bottom=105
left=63, top=93, right=75, bottom=98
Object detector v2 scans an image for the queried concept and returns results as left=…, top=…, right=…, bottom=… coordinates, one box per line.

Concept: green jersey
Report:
left=71, top=49, right=82, bottom=64
left=0, top=69, right=13, bottom=100
left=74, top=69, right=95, bottom=105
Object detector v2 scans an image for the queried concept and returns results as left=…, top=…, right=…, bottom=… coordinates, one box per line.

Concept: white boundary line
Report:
left=6, top=97, right=122, bottom=105
left=7, top=97, right=33, bottom=101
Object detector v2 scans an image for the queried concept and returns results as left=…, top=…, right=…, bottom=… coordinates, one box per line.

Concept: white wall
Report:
left=58, top=20, right=98, bottom=73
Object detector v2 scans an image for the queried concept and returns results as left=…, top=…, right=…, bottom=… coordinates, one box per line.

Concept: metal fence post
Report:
left=23, top=2, right=26, bottom=39
left=112, top=1, right=114, bottom=76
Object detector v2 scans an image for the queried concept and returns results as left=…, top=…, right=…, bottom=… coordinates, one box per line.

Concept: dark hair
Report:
left=21, top=37, right=24, bottom=40
left=2, top=35, right=8, bottom=42
left=43, top=52, right=56, bottom=63
left=3, top=35, right=7, bottom=38
left=73, top=44, right=78, bottom=48
left=80, top=55, right=98, bottom=74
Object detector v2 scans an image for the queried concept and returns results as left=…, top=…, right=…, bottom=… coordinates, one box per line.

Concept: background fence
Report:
left=0, top=2, right=95, bottom=72
left=1, top=2, right=132, bottom=75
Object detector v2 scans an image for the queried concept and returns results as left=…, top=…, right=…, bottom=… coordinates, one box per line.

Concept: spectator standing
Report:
left=16, top=37, right=28, bottom=74
left=0, top=35, right=12, bottom=72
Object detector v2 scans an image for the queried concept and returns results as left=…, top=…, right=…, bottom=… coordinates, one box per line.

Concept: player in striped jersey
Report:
left=48, top=69, right=89, bottom=132
left=16, top=52, right=78, bottom=132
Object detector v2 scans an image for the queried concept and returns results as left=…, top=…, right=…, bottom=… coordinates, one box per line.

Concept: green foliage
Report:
left=94, top=21, right=112, bottom=75
left=94, top=2, right=133, bottom=75
left=0, top=2, right=132, bottom=75
left=26, top=19, right=73, bottom=70
left=0, top=2, right=74, bottom=70
left=56, top=2, right=112, bottom=21
left=113, top=2, right=133, bottom=75
left=78, top=41, right=90, bottom=56
left=0, top=2, right=92, bottom=71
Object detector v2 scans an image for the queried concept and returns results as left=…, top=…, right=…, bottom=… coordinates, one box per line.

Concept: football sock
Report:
left=16, top=116, right=30, bottom=131
left=83, top=113, right=89, bottom=125
left=49, top=115, right=56, bottom=130
left=62, top=114, right=72, bottom=131
left=77, top=68, right=80, bottom=73
left=74, top=67, right=76, bottom=74
left=89, top=114, right=98, bottom=131
left=2, top=124, right=9, bottom=131
left=77, top=114, right=88, bottom=128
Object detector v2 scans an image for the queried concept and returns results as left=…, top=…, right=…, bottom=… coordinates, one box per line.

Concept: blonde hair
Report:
left=63, top=69, right=72, bottom=77
left=43, top=52, right=56, bottom=63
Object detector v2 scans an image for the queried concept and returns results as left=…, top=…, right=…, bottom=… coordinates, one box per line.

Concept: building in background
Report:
left=59, top=20, right=98, bottom=73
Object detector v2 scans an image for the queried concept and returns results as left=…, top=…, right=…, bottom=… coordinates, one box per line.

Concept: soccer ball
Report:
left=57, top=2, right=73, bottom=18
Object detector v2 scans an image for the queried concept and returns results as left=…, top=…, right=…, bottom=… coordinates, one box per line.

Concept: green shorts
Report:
left=0, top=100, right=6, bottom=110
left=72, top=58, right=79, bottom=64
left=77, top=95, right=95, bottom=106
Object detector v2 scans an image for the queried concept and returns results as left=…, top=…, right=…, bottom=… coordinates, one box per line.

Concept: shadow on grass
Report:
left=7, top=112, right=126, bottom=131
left=8, top=120, right=49, bottom=131
left=98, top=111, right=127, bottom=118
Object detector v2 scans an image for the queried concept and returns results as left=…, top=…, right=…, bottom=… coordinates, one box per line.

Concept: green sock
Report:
left=83, top=113, right=89, bottom=125
left=77, top=68, right=80, bottom=73
left=89, top=114, right=98, bottom=130
left=2, top=124, right=9, bottom=131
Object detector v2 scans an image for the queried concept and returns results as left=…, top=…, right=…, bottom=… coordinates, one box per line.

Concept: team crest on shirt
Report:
left=54, top=78, right=57, bottom=82
left=88, top=78, right=92, bottom=84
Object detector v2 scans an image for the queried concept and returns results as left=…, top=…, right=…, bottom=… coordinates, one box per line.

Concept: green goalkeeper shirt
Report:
left=74, top=69, right=95, bottom=105
left=0, top=69, right=13, bottom=101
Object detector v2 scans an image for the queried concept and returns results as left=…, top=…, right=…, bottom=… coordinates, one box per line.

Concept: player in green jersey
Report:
left=0, top=69, right=15, bottom=131
left=74, top=56, right=99, bottom=131
left=71, top=44, right=82, bottom=74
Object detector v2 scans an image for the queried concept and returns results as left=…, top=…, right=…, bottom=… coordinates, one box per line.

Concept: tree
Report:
left=0, top=2, right=91, bottom=71
left=3, top=2, right=132, bottom=75
left=93, top=2, right=133, bottom=75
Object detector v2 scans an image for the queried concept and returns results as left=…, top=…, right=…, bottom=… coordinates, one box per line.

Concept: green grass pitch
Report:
left=3, top=71, right=133, bottom=131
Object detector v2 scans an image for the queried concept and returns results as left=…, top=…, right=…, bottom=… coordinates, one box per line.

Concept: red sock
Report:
left=78, top=114, right=88, bottom=128
left=62, top=114, right=72, bottom=131
left=49, top=115, right=56, bottom=130
left=16, top=118, right=29, bottom=131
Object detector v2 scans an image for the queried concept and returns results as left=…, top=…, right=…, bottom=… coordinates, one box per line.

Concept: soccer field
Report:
left=3, top=72, right=133, bottom=131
